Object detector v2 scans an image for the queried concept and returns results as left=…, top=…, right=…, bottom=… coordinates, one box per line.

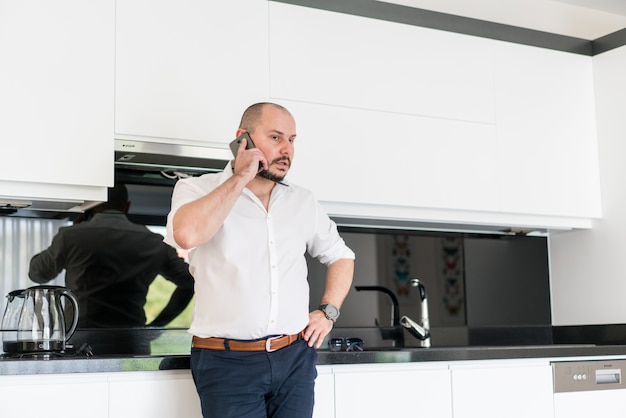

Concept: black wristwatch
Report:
left=318, top=304, right=340, bottom=322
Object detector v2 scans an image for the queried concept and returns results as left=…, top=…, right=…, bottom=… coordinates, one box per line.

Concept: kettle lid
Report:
left=6, top=289, right=25, bottom=301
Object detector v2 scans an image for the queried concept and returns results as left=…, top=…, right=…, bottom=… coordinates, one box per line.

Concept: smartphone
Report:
left=229, top=132, right=255, bottom=157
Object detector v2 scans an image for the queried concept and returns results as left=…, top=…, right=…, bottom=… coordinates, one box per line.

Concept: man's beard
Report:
left=258, top=157, right=290, bottom=183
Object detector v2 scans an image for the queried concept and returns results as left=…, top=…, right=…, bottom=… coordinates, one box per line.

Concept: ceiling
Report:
left=377, top=0, right=626, bottom=40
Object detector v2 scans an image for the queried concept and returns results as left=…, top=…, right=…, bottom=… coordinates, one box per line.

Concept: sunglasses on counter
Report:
left=328, top=337, right=364, bottom=352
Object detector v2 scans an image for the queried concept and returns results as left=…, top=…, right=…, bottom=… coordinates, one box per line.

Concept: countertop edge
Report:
left=4, top=345, right=626, bottom=376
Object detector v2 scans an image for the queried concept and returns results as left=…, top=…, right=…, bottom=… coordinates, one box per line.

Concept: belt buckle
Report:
left=265, top=335, right=282, bottom=352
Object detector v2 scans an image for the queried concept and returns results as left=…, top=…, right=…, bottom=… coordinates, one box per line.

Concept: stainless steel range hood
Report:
left=114, top=139, right=231, bottom=225
left=115, top=139, right=231, bottom=179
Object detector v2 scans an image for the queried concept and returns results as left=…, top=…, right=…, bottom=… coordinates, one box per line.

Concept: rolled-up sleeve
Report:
left=164, top=177, right=213, bottom=250
left=307, top=200, right=355, bottom=266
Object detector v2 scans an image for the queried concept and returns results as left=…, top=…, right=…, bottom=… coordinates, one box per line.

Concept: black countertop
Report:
left=3, top=326, right=626, bottom=376
left=3, top=344, right=626, bottom=376
left=317, top=344, right=626, bottom=364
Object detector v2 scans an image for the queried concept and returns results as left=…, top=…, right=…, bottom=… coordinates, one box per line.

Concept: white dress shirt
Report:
left=165, top=163, right=355, bottom=340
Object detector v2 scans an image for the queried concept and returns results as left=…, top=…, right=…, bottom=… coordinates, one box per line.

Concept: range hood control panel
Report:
left=553, top=359, right=626, bottom=393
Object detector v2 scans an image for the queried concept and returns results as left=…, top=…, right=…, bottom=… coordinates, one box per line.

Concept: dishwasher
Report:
left=553, top=359, right=626, bottom=416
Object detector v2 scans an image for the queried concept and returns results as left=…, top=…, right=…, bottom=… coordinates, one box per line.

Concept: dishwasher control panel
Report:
left=553, top=359, right=626, bottom=393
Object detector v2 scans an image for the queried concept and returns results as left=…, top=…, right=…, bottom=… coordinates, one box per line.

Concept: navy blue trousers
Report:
left=190, top=339, right=318, bottom=418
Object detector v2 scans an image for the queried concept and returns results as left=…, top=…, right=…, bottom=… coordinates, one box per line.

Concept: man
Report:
left=29, top=183, right=194, bottom=328
left=165, top=102, right=355, bottom=417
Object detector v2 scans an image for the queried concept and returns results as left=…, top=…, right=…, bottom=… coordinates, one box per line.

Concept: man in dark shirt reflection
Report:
left=28, top=183, right=194, bottom=328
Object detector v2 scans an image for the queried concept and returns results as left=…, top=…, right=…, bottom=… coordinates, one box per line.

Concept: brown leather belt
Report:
left=192, top=332, right=305, bottom=352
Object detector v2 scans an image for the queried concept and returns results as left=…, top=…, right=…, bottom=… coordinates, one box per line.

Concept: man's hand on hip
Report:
left=303, top=310, right=334, bottom=349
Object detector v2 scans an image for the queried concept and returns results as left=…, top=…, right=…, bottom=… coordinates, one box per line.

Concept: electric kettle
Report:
left=1, top=286, right=79, bottom=354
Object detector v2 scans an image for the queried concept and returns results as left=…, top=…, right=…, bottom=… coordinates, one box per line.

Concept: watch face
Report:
left=322, top=304, right=339, bottom=320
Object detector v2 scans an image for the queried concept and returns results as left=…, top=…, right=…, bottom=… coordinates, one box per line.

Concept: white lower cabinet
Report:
left=0, top=359, right=557, bottom=418
left=0, top=370, right=201, bottom=418
left=314, top=366, right=336, bottom=418
left=554, top=389, right=626, bottom=415
left=332, top=363, right=453, bottom=418
left=108, top=370, right=202, bottom=418
left=0, top=373, right=109, bottom=418
left=326, top=359, right=555, bottom=418
left=313, top=366, right=335, bottom=418
left=450, top=360, right=554, bottom=418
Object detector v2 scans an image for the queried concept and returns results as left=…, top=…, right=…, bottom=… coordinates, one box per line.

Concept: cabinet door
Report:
left=314, top=366, right=335, bottom=418
left=554, top=389, right=626, bottom=415
left=269, top=2, right=495, bottom=126
left=451, top=361, right=554, bottom=418
left=0, top=374, right=108, bottom=418
left=108, top=370, right=202, bottom=418
left=333, top=363, right=452, bottom=418
left=116, top=0, right=270, bottom=146
left=494, top=42, right=601, bottom=219
left=0, top=0, right=113, bottom=202
left=285, top=101, right=500, bottom=215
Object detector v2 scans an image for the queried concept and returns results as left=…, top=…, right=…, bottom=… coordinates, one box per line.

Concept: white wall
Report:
left=549, top=45, right=626, bottom=325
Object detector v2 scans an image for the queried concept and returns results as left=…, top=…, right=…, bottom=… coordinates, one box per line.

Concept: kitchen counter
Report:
left=3, top=343, right=626, bottom=376
left=3, top=326, right=626, bottom=376
left=318, top=344, right=626, bottom=364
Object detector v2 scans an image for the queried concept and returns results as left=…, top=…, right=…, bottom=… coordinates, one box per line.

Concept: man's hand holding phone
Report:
left=229, top=132, right=266, bottom=181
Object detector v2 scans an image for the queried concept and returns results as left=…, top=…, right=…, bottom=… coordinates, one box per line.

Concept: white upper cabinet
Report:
left=269, top=3, right=601, bottom=229
left=0, top=0, right=114, bottom=205
left=269, top=4, right=496, bottom=125
left=113, top=1, right=600, bottom=230
left=115, top=0, right=270, bottom=146
left=493, top=42, right=601, bottom=219
left=285, top=100, right=500, bottom=214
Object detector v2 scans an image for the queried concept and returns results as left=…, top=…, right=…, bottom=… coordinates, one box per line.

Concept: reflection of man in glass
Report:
left=28, top=183, right=194, bottom=328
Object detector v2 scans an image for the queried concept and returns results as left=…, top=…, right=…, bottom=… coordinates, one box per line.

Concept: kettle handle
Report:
left=60, top=290, right=79, bottom=341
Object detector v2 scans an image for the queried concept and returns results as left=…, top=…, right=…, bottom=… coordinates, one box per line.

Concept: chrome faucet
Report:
left=400, top=278, right=431, bottom=348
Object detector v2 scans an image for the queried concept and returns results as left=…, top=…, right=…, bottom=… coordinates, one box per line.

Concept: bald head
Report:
left=239, top=102, right=292, bottom=133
